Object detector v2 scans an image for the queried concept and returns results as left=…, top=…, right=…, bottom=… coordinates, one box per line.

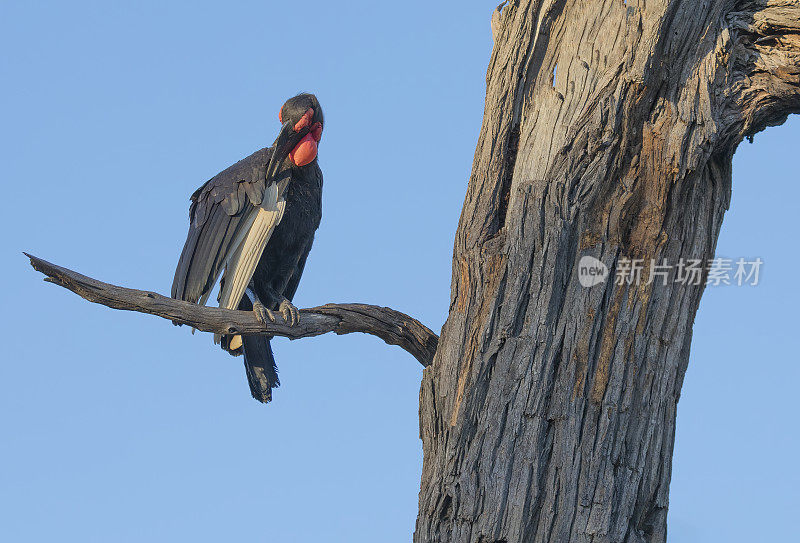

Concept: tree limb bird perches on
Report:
left=25, top=253, right=438, bottom=367
left=22, top=0, right=800, bottom=538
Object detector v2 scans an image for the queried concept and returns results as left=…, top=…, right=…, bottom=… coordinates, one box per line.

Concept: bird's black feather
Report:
left=172, top=146, right=274, bottom=303
left=172, top=93, right=323, bottom=404
left=235, top=294, right=279, bottom=403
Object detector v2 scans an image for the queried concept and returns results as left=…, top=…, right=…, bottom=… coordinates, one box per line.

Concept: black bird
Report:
left=172, top=93, right=324, bottom=403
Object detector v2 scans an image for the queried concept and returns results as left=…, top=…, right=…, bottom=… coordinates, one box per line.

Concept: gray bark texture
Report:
left=415, top=1, right=799, bottom=542
left=25, top=254, right=438, bottom=367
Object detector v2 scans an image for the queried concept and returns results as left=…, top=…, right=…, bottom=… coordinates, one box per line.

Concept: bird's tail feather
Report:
left=241, top=335, right=280, bottom=403
left=220, top=293, right=279, bottom=403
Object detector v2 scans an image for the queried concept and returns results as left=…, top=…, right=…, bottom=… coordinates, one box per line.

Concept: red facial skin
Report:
left=289, top=134, right=318, bottom=166
left=278, top=107, right=323, bottom=167
left=293, top=108, right=314, bottom=132
left=310, top=122, right=322, bottom=142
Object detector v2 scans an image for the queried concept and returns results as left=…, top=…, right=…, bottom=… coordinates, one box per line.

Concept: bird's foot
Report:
left=279, top=299, right=300, bottom=327
left=253, top=300, right=277, bottom=324
left=252, top=299, right=299, bottom=327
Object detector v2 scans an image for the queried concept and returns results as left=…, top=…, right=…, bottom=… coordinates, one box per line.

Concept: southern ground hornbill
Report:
left=172, top=93, right=323, bottom=403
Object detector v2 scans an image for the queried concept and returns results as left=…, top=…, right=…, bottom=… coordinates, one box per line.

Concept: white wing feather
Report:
left=218, top=182, right=286, bottom=312
left=212, top=182, right=286, bottom=345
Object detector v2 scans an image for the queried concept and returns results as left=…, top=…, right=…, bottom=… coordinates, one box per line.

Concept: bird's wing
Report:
left=172, top=146, right=287, bottom=306
left=216, top=183, right=287, bottom=310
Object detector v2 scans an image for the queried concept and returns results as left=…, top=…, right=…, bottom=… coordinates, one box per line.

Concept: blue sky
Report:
left=1, top=1, right=797, bottom=541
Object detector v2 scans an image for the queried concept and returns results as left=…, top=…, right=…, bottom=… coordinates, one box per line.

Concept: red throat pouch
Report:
left=290, top=133, right=318, bottom=166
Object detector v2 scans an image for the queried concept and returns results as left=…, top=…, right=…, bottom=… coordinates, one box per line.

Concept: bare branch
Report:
left=25, top=253, right=438, bottom=367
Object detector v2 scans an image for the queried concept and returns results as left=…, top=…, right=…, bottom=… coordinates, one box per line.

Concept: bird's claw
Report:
left=253, top=299, right=299, bottom=326
left=279, top=299, right=300, bottom=327
left=253, top=300, right=277, bottom=324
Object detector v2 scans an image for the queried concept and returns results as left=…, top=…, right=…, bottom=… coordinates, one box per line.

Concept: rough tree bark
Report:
left=23, top=2, right=798, bottom=540
left=416, top=1, right=799, bottom=542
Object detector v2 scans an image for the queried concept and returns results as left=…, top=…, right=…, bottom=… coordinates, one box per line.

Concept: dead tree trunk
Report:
left=416, top=1, right=799, bottom=542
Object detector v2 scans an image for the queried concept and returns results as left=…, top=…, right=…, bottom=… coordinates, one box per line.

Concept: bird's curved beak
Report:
left=266, top=121, right=308, bottom=185
left=265, top=120, right=307, bottom=185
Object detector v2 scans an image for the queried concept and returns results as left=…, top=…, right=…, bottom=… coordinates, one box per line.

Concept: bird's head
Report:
left=266, top=93, right=324, bottom=182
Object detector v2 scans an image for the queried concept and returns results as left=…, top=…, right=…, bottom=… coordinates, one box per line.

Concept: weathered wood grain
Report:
left=416, top=1, right=799, bottom=542
left=25, top=253, right=438, bottom=367
left=23, top=1, right=799, bottom=539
